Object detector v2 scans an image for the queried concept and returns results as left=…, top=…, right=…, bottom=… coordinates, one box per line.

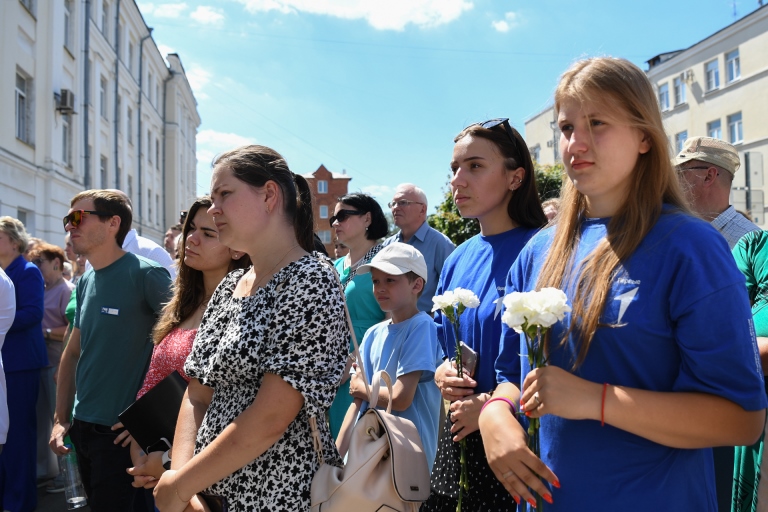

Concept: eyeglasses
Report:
left=329, top=209, right=364, bottom=227
left=388, top=200, right=424, bottom=209
left=63, top=210, right=112, bottom=229
left=475, top=118, right=524, bottom=163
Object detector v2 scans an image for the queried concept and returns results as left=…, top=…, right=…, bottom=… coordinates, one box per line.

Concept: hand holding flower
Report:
left=449, top=393, right=490, bottom=441
left=521, top=366, right=603, bottom=421
left=435, top=359, right=477, bottom=402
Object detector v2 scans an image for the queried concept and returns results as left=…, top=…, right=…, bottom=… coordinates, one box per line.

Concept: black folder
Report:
left=118, top=370, right=188, bottom=453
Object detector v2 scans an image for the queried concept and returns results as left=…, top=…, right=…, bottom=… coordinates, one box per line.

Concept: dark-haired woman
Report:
left=327, top=193, right=388, bottom=438
left=153, top=145, right=349, bottom=512
left=423, top=119, right=547, bottom=511
left=115, top=197, right=249, bottom=488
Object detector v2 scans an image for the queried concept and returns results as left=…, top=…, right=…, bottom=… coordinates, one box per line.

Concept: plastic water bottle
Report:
left=60, top=446, right=87, bottom=509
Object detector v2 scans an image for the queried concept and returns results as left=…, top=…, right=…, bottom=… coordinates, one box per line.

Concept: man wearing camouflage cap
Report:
left=675, top=136, right=760, bottom=249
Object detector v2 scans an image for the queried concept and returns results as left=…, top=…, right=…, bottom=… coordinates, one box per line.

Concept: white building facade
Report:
left=0, top=0, right=200, bottom=246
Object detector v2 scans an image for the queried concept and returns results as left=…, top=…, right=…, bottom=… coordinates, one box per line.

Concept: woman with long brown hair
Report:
left=480, top=57, right=767, bottom=511
left=119, top=196, right=249, bottom=487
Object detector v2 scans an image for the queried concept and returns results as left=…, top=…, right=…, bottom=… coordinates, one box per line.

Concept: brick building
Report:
left=302, top=164, right=351, bottom=254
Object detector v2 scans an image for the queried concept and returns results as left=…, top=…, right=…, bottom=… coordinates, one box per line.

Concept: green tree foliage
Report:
left=428, top=163, right=565, bottom=246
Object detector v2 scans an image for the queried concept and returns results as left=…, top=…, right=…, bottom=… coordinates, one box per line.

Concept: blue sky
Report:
left=137, top=0, right=763, bottom=213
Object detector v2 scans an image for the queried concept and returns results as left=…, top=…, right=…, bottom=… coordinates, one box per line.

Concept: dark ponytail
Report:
left=293, top=173, right=316, bottom=252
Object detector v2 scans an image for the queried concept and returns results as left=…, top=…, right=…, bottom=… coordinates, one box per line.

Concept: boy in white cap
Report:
left=336, top=242, right=442, bottom=470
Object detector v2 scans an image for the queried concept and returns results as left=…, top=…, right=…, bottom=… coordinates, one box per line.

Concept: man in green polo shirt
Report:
left=50, top=190, right=172, bottom=512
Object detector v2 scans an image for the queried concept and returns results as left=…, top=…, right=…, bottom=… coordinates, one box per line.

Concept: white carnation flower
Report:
left=453, top=288, right=480, bottom=308
left=432, top=290, right=458, bottom=312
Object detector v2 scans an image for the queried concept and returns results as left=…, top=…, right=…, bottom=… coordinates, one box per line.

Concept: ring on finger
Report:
left=533, top=391, right=542, bottom=406
left=502, top=470, right=515, bottom=479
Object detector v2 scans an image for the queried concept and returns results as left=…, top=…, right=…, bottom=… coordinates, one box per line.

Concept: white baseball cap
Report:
left=357, top=242, right=428, bottom=283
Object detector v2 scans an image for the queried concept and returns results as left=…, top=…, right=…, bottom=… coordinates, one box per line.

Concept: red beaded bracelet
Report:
left=481, top=396, right=518, bottom=415
left=601, top=383, right=609, bottom=427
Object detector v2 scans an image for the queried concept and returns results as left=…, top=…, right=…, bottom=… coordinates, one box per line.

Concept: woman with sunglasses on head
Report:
left=327, top=193, right=389, bottom=439
left=0, top=216, right=47, bottom=512
left=152, top=145, right=349, bottom=512
left=111, top=197, right=250, bottom=489
left=423, top=119, right=547, bottom=511
left=480, top=58, right=766, bottom=511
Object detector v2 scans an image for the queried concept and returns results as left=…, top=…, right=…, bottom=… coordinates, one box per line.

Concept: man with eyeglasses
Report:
left=383, top=183, right=454, bottom=313
left=51, top=190, right=172, bottom=512
left=675, top=136, right=760, bottom=249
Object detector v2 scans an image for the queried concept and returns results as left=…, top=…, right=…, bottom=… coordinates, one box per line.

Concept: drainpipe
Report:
left=136, top=29, right=153, bottom=236
left=83, top=0, right=92, bottom=189
left=112, top=0, right=121, bottom=189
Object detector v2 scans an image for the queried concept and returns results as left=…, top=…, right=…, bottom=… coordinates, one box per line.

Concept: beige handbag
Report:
left=309, top=269, right=431, bottom=512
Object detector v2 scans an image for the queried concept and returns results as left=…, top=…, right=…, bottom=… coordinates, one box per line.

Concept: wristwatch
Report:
left=162, top=449, right=172, bottom=470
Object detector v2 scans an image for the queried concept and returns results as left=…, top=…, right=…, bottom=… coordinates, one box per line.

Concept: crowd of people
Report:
left=1, top=56, right=767, bottom=512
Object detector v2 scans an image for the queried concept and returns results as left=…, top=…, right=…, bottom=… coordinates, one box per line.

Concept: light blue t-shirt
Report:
left=497, top=209, right=767, bottom=511
left=356, top=312, right=442, bottom=470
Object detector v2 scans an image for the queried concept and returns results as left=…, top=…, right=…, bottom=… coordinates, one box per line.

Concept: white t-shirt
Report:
left=0, top=268, right=16, bottom=444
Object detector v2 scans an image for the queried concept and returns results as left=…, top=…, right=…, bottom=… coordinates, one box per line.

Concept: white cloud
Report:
left=196, top=130, right=257, bottom=193
left=153, top=2, right=188, bottom=18
left=361, top=185, right=394, bottom=200
left=185, top=65, right=212, bottom=100
left=138, top=2, right=156, bottom=14
left=235, top=0, right=473, bottom=31
left=190, top=6, right=226, bottom=24
left=491, top=11, right=518, bottom=33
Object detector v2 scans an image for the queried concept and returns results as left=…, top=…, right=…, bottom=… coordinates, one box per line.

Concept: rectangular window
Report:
left=530, top=146, right=540, bottom=163
left=155, top=139, right=160, bottom=168
left=156, top=194, right=160, bottom=225
left=64, top=0, right=73, bottom=50
left=101, top=1, right=109, bottom=36
left=116, top=166, right=121, bottom=189
left=100, top=155, right=108, bottom=187
left=100, top=77, right=108, bottom=118
left=728, top=112, right=743, bottom=143
left=673, top=76, right=686, bottom=105
left=318, top=180, right=328, bottom=194
left=127, top=107, right=133, bottom=143
left=148, top=189, right=152, bottom=223
left=658, top=83, right=669, bottom=111
left=155, top=84, right=160, bottom=107
left=675, top=131, right=688, bottom=153
left=128, top=175, right=133, bottom=202
left=128, top=41, right=135, bottom=75
left=15, top=73, right=30, bottom=143
left=726, top=49, right=741, bottom=83
left=148, top=71, right=153, bottom=103
left=319, top=205, right=329, bottom=219
left=116, top=95, right=121, bottom=132
left=148, top=131, right=153, bottom=165
left=706, top=60, right=720, bottom=91
left=319, top=230, right=332, bottom=243
left=706, top=120, right=721, bottom=140
left=62, top=113, right=71, bottom=166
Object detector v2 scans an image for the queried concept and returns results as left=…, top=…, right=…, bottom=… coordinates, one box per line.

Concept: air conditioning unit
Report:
left=546, top=140, right=554, bottom=147
left=58, top=89, right=75, bottom=113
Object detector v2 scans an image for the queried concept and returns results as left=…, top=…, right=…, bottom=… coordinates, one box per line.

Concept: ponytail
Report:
left=293, top=173, right=316, bottom=252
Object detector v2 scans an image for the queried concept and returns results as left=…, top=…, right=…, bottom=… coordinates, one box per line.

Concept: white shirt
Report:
left=85, top=229, right=177, bottom=279
left=0, top=268, right=16, bottom=444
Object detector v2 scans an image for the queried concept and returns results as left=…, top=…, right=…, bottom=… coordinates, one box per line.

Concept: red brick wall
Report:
left=303, top=164, right=351, bottom=256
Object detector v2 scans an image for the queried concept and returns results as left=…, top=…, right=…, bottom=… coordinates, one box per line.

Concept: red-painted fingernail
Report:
left=525, top=411, right=531, bottom=417
left=528, top=498, right=537, bottom=507
left=520, top=403, right=525, bottom=412
left=544, top=493, right=554, bottom=504
left=553, top=479, right=561, bottom=489
left=513, top=495, right=521, bottom=505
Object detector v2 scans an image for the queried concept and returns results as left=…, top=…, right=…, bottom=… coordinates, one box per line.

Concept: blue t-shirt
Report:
left=356, top=312, right=443, bottom=470
left=436, top=227, right=538, bottom=394
left=497, top=211, right=767, bottom=511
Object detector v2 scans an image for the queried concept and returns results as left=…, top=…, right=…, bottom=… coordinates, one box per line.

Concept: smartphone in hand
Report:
left=459, top=342, right=478, bottom=378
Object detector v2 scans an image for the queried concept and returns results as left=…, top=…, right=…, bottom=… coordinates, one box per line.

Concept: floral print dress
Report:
left=184, top=255, right=349, bottom=511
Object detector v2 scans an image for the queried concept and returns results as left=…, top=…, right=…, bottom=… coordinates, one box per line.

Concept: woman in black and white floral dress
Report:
left=153, top=145, right=348, bottom=512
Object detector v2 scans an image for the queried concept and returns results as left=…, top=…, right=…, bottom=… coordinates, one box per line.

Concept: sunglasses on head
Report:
left=474, top=118, right=524, bottom=163
left=63, top=210, right=112, bottom=229
left=329, top=209, right=364, bottom=227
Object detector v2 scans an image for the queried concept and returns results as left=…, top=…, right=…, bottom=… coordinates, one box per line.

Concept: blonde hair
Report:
left=537, top=57, right=689, bottom=368
left=0, top=216, right=30, bottom=254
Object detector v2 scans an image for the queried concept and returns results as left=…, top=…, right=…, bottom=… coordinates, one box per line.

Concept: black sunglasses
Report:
left=329, top=209, right=364, bottom=227
left=476, top=118, right=524, bottom=163
left=63, top=210, right=113, bottom=229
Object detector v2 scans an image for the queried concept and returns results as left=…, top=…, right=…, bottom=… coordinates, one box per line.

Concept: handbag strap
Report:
left=309, top=259, right=372, bottom=465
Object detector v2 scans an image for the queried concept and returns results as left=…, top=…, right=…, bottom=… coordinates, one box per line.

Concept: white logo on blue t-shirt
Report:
left=614, top=288, right=638, bottom=324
